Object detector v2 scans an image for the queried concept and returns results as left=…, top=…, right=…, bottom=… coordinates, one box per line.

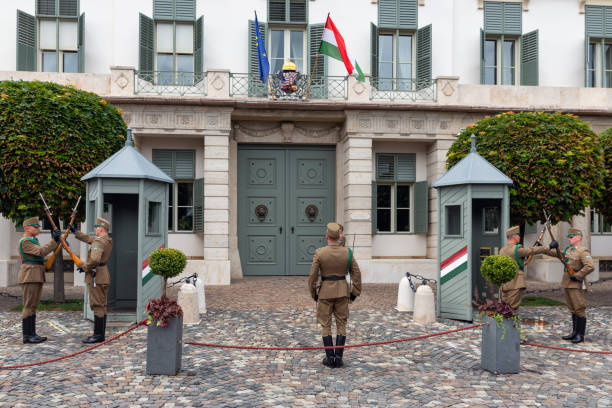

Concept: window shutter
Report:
left=139, top=13, right=154, bottom=74
left=152, top=150, right=173, bottom=178
left=154, top=0, right=174, bottom=20
left=16, top=10, right=36, bottom=72
left=290, top=0, right=307, bottom=24
left=396, top=154, right=416, bottom=182
left=309, top=23, right=327, bottom=98
left=398, top=0, right=417, bottom=30
left=37, top=0, right=57, bottom=16
left=502, top=2, right=521, bottom=35
left=605, top=7, right=612, bottom=37
left=269, top=0, right=286, bottom=23
left=520, top=29, right=538, bottom=86
left=413, top=181, right=428, bottom=234
left=248, top=19, right=268, bottom=97
left=174, top=150, right=196, bottom=179
left=194, top=15, right=204, bottom=82
left=372, top=181, right=377, bottom=234
left=416, top=24, right=432, bottom=88
left=585, top=34, right=591, bottom=87
left=370, top=22, right=378, bottom=79
left=376, top=154, right=395, bottom=181
left=585, top=5, right=604, bottom=37
left=378, top=0, right=397, bottom=29
left=175, top=0, right=195, bottom=21
left=59, top=0, right=78, bottom=17
left=483, top=1, right=503, bottom=34
left=193, top=178, right=204, bottom=233
left=480, top=28, right=485, bottom=84
left=78, top=12, right=85, bottom=73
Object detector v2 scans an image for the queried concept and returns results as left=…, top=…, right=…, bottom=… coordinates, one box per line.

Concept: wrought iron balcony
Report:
left=135, top=71, right=207, bottom=96
left=229, top=73, right=347, bottom=100
left=370, top=78, right=437, bottom=102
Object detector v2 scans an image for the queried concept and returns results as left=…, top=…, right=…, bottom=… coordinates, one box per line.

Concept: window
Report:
left=585, top=6, right=612, bottom=87
left=376, top=183, right=411, bottom=232
left=378, top=32, right=414, bottom=90
left=269, top=29, right=305, bottom=74
left=147, top=201, right=161, bottom=234
left=169, top=182, right=194, bottom=231
left=156, top=21, right=195, bottom=85
left=483, top=36, right=517, bottom=85
left=40, top=19, right=79, bottom=73
left=483, top=207, right=499, bottom=234
left=591, top=209, right=612, bottom=234
left=445, top=205, right=462, bottom=236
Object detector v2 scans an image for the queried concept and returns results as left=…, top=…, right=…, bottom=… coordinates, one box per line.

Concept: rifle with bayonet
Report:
left=45, top=196, right=81, bottom=270
left=543, top=209, right=577, bottom=277
left=524, top=212, right=552, bottom=266
left=39, top=193, right=83, bottom=268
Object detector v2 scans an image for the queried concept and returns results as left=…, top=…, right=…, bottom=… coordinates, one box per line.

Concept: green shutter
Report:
left=174, top=150, right=195, bottom=179
left=372, top=181, right=378, bottom=234
left=16, top=10, right=36, bottom=72
left=585, top=34, right=591, bottom=87
left=586, top=6, right=604, bottom=37
left=605, top=7, right=612, bottom=37
left=175, top=0, right=195, bottom=21
left=376, top=154, right=395, bottom=181
left=379, top=0, right=398, bottom=29
left=308, top=23, right=327, bottom=98
left=520, top=29, right=538, bottom=86
left=480, top=28, right=485, bottom=84
left=413, top=181, right=428, bottom=234
left=139, top=13, right=154, bottom=74
left=290, top=0, right=307, bottom=24
left=193, top=178, right=204, bottom=233
left=398, top=0, right=417, bottom=30
left=269, top=0, right=286, bottom=23
left=154, top=0, right=174, bottom=20
left=370, top=22, right=378, bottom=79
left=396, top=154, right=416, bottom=182
left=416, top=24, right=432, bottom=88
left=483, top=1, right=503, bottom=34
left=248, top=19, right=267, bottom=97
left=502, top=2, right=521, bottom=35
left=152, top=150, right=173, bottom=178
left=59, top=0, right=78, bottom=17
left=194, top=15, right=204, bottom=83
left=37, top=0, right=57, bottom=16
left=78, top=12, right=85, bottom=73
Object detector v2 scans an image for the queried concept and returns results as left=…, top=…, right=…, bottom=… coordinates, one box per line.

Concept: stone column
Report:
left=203, top=133, right=231, bottom=285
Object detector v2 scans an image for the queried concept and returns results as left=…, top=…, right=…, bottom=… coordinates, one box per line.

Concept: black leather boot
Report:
left=23, top=315, right=45, bottom=344
left=571, top=316, right=586, bottom=344
left=334, top=335, right=346, bottom=368
left=83, top=316, right=105, bottom=343
left=562, top=314, right=577, bottom=340
left=30, top=314, right=47, bottom=342
left=22, top=316, right=31, bottom=343
left=322, top=335, right=335, bottom=368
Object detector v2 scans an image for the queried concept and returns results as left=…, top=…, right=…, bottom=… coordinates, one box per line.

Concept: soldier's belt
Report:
left=22, top=260, right=44, bottom=265
left=321, top=275, right=346, bottom=281
left=98, top=263, right=106, bottom=267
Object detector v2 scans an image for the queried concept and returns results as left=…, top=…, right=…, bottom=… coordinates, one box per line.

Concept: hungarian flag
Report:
left=319, top=15, right=365, bottom=82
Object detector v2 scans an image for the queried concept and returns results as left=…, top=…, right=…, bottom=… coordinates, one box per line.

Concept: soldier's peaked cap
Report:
left=568, top=228, right=582, bottom=236
left=506, top=226, right=520, bottom=237
left=23, top=216, right=40, bottom=228
left=326, top=222, right=340, bottom=239
left=96, top=217, right=111, bottom=230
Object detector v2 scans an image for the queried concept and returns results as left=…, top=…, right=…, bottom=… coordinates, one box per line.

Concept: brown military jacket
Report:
left=18, top=235, right=58, bottom=284
left=75, top=231, right=113, bottom=285
left=308, top=243, right=362, bottom=300
left=499, top=243, right=549, bottom=290
left=544, top=245, right=594, bottom=288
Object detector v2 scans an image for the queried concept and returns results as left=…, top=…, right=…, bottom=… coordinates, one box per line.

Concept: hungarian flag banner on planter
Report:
left=319, top=15, right=365, bottom=82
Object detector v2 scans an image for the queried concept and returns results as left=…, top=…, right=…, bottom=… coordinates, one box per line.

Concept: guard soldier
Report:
left=499, top=226, right=558, bottom=310
left=70, top=217, right=113, bottom=343
left=544, top=228, right=594, bottom=343
left=18, top=216, right=61, bottom=343
left=308, top=222, right=361, bottom=368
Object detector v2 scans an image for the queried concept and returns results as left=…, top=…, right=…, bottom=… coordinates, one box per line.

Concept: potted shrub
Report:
left=145, top=248, right=187, bottom=375
left=477, top=255, right=522, bottom=374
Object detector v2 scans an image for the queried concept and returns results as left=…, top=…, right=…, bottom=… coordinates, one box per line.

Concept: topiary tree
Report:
left=148, top=248, right=187, bottom=297
left=593, top=128, right=612, bottom=223
left=481, top=255, right=518, bottom=302
left=447, top=111, right=605, bottom=230
left=0, top=80, right=126, bottom=302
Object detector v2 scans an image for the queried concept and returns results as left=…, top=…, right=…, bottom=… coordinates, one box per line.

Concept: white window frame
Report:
left=169, top=181, right=194, bottom=233
left=376, top=182, right=413, bottom=234
left=587, top=39, right=612, bottom=88
left=155, top=21, right=195, bottom=85
left=591, top=209, right=612, bottom=234
left=484, top=35, right=520, bottom=85
left=38, top=17, right=78, bottom=73
left=378, top=30, right=416, bottom=90
left=268, top=26, right=307, bottom=74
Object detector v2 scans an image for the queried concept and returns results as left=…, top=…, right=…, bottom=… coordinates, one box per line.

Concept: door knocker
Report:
left=255, top=204, right=268, bottom=222
left=305, top=204, right=318, bottom=222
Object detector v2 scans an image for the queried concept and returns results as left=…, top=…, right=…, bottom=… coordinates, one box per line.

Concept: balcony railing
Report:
left=135, top=71, right=207, bottom=96
left=370, top=78, right=436, bottom=102
left=229, top=73, right=347, bottom=100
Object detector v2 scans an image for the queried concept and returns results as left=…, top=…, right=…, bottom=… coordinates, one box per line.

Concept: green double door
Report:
left=238, top=146, right=336, bottom=275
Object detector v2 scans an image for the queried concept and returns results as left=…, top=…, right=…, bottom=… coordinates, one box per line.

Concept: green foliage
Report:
left=520, top=296, right=565, bottom=306
left=446, top=111, right=605, bottom=225
left=149, top=247, right=186, bottom=297
left=11, top=298, right=83, bottom=312
left=593, top=128, right=612, bottom=222
left=0, top=81, right=126, bottom=225
left=481, top=255, right=518, bottom=286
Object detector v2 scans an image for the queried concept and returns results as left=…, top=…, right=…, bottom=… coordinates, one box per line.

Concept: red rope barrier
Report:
left=0, top=320, right=148, bottom=369
left=186, top=323, right=484, bottom=350
left=521, top=341, right=612, bottom=354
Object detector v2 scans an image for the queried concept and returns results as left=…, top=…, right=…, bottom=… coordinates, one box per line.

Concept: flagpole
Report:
left=306, top=12, right=329, bottom=101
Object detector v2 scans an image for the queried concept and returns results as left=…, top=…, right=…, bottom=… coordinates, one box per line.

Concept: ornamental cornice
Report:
left=117, top=105, right=232, bottom=133
left=232, top=122, right=340, bottom=144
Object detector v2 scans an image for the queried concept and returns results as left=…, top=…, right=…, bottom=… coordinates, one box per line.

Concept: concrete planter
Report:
left=481, top=315, right=520, bottom=374
left=146, top=314, right=183, bottom=375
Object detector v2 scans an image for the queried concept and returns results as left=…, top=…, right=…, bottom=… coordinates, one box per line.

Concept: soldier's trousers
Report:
left=502, top=288, right=525, bottom=311
left=564, top=288, right=587, bottom=318
left=20, top=282, right=43, bottom=318
left=317, top=297, right=349, bottom=337
left=88, top=283, right=109, bottom=317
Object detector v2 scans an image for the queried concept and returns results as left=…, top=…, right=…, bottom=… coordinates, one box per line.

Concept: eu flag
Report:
left=254, top=13, right=270, bottom=83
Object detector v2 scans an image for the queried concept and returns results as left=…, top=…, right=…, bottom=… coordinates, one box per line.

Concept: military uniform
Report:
left=544, top=228, right=594, bottom=343
left=308, top=223, right=361, bottom=368
left=18, top=216, right=59, bottom=343
left=499, top=226, right=551, bottom=310
left=73, top=217, right=113, bottom=343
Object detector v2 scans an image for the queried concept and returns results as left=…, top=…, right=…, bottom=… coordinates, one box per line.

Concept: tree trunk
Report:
left=53, top=252, right=65, bottom=303
left=163, top=277, right=167, bottom=297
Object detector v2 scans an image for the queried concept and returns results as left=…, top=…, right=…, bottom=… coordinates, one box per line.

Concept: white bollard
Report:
left=177, top=282, right=200, bottom=325
left=194, top=275, right=206, bottom=314
left=396, top=274, right=415, bottom=312
left=413, top=284, right=436, bottom=324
